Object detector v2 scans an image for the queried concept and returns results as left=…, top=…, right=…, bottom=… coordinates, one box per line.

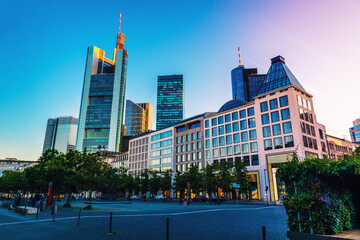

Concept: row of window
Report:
left=149, top=166, right=172, bottom=172
left=130, top=137, right=148, bottom=148
left=303, top=136, right=318, bottom=150
left=150, top=157, right=172, bottom=166
left=206, top=107, right=255, bottom=128
left=206, top=142, right=258, bottom=159
left=297, top=95, right=312, bottom=111
left=212, top=155, right=259, bottom=166
left=176, top=162, right=202, bottom=172
left=206, top=130, right=257, bottom=148
left=151, top=130, right=172, bottom=141
left=261, top=108, right=290, bottom=125
left=176, top=142, right=202, bottom=153
left=129, top=153, right=148, bottom=162
left=207, top=118, right=256, bottom=138
left=151, top=139, right=172, bottom=149
left=300, top=122, right=316, bottom=137
left=129, top=145, right=148, bottom=155
left=150, top=148, right=172, bottom=157
left=176, top=132, right=201, bottom=143
left=262, top=122, right=293, bottom=137
left=264, top=135, right=294, bottom=150
left=299, top=109, right=314, bottom=123
left=176, top=152, right=202, bottom=162
left=260, top=95, right=289, bottom=112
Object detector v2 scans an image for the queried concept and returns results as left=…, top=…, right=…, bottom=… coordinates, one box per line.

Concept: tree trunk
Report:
left=89, top=190, right=92, bottom=206
left=216, top=185, right=220, bottom=204
left=63, top=192, right=72, bottom=208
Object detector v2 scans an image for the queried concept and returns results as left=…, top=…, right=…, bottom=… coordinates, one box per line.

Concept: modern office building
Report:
left=76, top=15, right=128, bottom=152
left=327, top=135, right=359, bottom=159
left=349, top=118, right=360, bottom=144
left=156, top=75, right=184, bottom=130
left=0, top=158, right=36, bottom=176
left=43, top=116, right=78, bottom=153
left=124, top=100, right=153, bottom=136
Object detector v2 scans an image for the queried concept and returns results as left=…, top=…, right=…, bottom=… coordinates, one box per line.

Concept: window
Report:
left=232, top=112, right=238, bottom=120
left=212, top=127, right=218, bottom=136
left=310, top=126, right=316, bottom=136
left=297, top=95, right=302, bottom=106
left=262, top=114, right=270, bottom=125
left=186, top=134, right=190, bottom=141
left=274, top=137, right=283, bottom=149
left=272, top=124, right=281, bottom=136
left=279, top=96, right=288, bottom=107
left=206, top=150, right=210, bottom=159
left=218, top=125, right=224, bottom=135
left=205, top=129, right=209, bottom=138
left=307, top=100, right=312, bottom=111
left=192, top=152, right=196, bottom=160
left=283, top=122, right=292, bottom=134
left=233, top=122, right=239, bottom=131
left=219, top=147, right=225, bottom=157
left=226, top=135, right=232, bottom=145
left=187, top=154, right=191, bottom=161
left=213, top=149, right=219, bottom=158
left=302, top=98, right=307, bottom=109
left=281, top=108, right=290, bottom=120
left=303, top=136, right=308, bottom=148
left=301, top=122, right=306, bottom=133
left=211, top=118, right=217, bottom=126
left=249, top=130, right=257, bottom=140
left=225, top=114, right=231, bottom=123
left=190, top=133, right=195, bottom=141
left=205, top=120, right=209, bottom=128
left=182, top=145, right=185, bottom=152
left=205, top=139, right=210, bottom=148
left=197, top=152, right=202, bottom=159
left=260, top=101, right=268, bottom=112
left=269, top=99, right=278, bottom=110
left=212, top=138, right=218, bottom=147
left=242, top=144, right=249, bottom=154
left=241, top=132, right=248, bottom=142
left=225, top=124, right=232, bottom=133
left=240, top=120, right=247, bottom=130
left=177, top=137, right=180, bottom=144
left=234, top=145, right=241, bottom=155
left=309, top=113, right=314, bottom=123
left=197, top=131, right=201, bottom=139
left=271, top=111, right=280, bottom=122
left=250, top=142, right=258, bottom=153
left=219, top=136, right=225, bottom=146
left=319, top=129, right=324, bottom=139
left=248, top=118, right=256, bottom=128
left=233, top=133, right=240, bottom=143
left=299, top=108, right=304, bottom=120
left=227, top=146, right=233, bottom=156
left=197, top=141, right=201, bottom=149
left=243, top=156, right=250, bottom=166
left=247, top=107, right=255, bottom=116
left=240, top=110, right=246, bottom=119
left=264, top=139, right=272, bottom=150
left=263, top=126, right=271, bottom=138
left=284, top=135, right=294, bottom=148
left=192, top=142, right=196, bottom=150
left=251, top=155, right=259, bottom=165
left=187, top=144, right=190, bottom=151
left=218, top=116, right=224, bottom=124
left=181, top=136, right=185, bottom=143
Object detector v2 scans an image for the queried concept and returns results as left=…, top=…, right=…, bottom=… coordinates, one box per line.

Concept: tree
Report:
left=149, top=171, right=161, bottom=197
left=232, top=157, right=250, bottom=200
left=202, top=164, right=217, bottom=199
left=217, top=161, right=232, bottom=200
left=160, top=170, right=172, bottom=198
left=0, top=170, right=27, bottom=194
left=184, top=164, right=202, bottom=196
left=140, top=169, right=150, bottom=200
left=112, top=166, right=134, bottom=199
left=173, top=171, right=187, bottom=199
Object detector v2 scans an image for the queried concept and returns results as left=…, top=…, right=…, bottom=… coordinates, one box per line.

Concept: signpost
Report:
left=231, top=182, right=240, bottom=205
left=46, top=182, right=53, bottom=208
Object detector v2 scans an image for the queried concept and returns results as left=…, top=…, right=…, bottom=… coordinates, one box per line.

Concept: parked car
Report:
left=130, top=195, right=141, bottom=200
left=192, top=196, right=207, bottom=201
left=154, top=194, right=167, bottom=200
left=209, top=196, right=226, bottom=202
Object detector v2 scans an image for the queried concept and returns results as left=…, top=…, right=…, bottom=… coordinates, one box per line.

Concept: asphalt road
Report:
left=0, top=200, right=288, bottom=240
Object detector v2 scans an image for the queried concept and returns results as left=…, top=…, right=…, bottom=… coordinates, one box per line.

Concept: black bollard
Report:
left=36, top=208, right=39, bottom=219
left=262, top=226, right=266, bottom=240
left=109, top=212, right=113, bottom=234
left=52, top=206, right=55, bottom=223
left=77, top=209, right=82, bottom=227
left=166, top=217, right=169, bottom=240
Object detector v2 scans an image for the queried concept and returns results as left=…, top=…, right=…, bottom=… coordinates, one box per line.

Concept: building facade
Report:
left=326, top=135, right=359, bottom=159
left=76, top=16, right=128, bottom=153
left=349, top=118, right=360, bottom=144
left=124, top=100, right=153, bottom=136
left=128, top=134, right=150, bottom=175
left=0, top=158, right=36, bottom=176
left=43, top=116, right=78, bottom=153
left=156, top=75, right=184, bottom=130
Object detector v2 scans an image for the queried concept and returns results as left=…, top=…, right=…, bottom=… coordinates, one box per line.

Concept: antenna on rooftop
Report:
left=238, top=47, right=241, bottom=65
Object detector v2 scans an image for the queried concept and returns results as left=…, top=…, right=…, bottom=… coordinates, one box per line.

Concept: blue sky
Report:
left=1, top=0, right=360, bottom=160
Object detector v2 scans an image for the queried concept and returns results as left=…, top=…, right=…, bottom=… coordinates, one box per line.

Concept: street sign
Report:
left=231, top=182, right=240, bottom=188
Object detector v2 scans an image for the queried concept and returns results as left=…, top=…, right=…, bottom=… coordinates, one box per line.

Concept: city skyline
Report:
left=1, top=0, right=360, bottom=160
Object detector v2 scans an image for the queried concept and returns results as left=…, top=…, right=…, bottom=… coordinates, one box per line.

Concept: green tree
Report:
left=217, top=161, right=232, bottom=200
left=160, top=170, right=172, bottom=198
left=149, top=171, right=161, bottom=197
left=140, top=169, right=150, bottom=200
left=232, top=157, right=250, bottom=200
left=184, top=164, right=202, bottom=196
left=202, top=163, right=217, bottom=199
left=0, top=170, right=27, bottom=194
left=173, top=171, right=187, bottom=199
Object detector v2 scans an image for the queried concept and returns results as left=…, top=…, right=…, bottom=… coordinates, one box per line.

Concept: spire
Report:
left=118, top=12, right=122, bottom=33
left=238, top=47, right=241, bottom=65
left=116, top=13, right=125, bottom=49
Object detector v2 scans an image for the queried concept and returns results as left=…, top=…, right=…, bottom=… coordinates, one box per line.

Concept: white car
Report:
left=130, top=195, right=141, bottom=200
left=154, top=194, right=166, bottom=200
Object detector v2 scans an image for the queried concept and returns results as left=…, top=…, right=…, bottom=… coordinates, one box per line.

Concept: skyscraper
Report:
left=124, top=100, right=153, bottom=136
left=156, top=75, right=184, bottom=130
left=76, top=14, right=128, bottom=152
left=349, top=118, right=360, bottom=144
left=43, top=116, right=78, bottom=153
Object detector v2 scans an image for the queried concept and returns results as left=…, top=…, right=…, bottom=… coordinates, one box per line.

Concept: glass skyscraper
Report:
left=350, top=118, right=360, bottom=144
left=76, top=15, right=128, bottom=152
left=43, top=116, right=78, bottom=153
left=125, top=100, right=153, bottom=136
left=156, top=75, right=184, bottom=130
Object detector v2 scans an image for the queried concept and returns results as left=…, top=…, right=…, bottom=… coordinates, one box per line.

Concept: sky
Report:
left=1, top=0, right=359, bottom=160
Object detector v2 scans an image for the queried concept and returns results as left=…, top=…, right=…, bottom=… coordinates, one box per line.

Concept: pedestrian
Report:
left=179, top=197, right=183, bottom=205
left=183, top=197, right=187, bottom=206
left=186, top=196, right=190, bottom=206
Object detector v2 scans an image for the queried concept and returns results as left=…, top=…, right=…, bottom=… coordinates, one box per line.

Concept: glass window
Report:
left=269, top=99, right=278, bottom=110
left=281, top=108, right=290, bottom=120
left=218, top=125, right=224, bottom=135
left=274, top=137, right=283, bottom=149
left=205, top=139, right=210, bottom=148
left=225, top=114, right=231, bottom=123
left=248, top=118, right=256, bottom=128
left=234, top=145, right=241, bottom=155
left=299, top=108, right=304, bottom=120
left=240, top=110, right=246, bottom=119
left=250, top=142, right=258, bottom=153
left=241, top=132, right=248, bottom=142
left=213, top=149, right=219, bottom=158
left=187, top=154, right=191, bottom=161
left=232, top=122, right=239, bottom=131
left=219, top=147, right=225, bottom=157
left=206, top=150, right=210, bottom=159
left=233, top=133, right=240, bottom=143
left=187, top=144, right=190, bottom=151
left=242, top=143, right=249, bottom=154
left=272, top=124, right=281, bottom=136
left=263, top=126, right=271, bottom=138
left=212, top=127, right=218, bottom=137
left=177, top=137, right=180, bottom=144
left=283, top=122, right=292, bottom=134
left=212, top=138, right=218, bottom=147
left=279, top=95, right=288, bottom=107
left=240, top=120, right=247, bottom=130
left=261, top=114, right=270, bottom=125
left=226, top=135, right=232, bottom=145
left=192, top=133, right=196, bottom=141
left=197, top=141, right=201, bottom=149
left=271, top=111, right=280, bottom=122
left=309, top=113, right=314, bottom=124
left=181, top=136, right=185, bottom=142
left=219, top=136, right=225, bottom=146
left=186, top=134, right=190, bottom=141
left=260, top=101, right=268, bottom=112
left=182, top=145, right=185, bottom=152
left=192, top=142, right=196, bottom=150
left=249, top=130, right=257, bottom=140
left=197, top=131, right=201, bottom=139
left=243, top=156, right=250, bottom=166
left=247, top=107, right=255, bottom=116
left=218, top=116, right=224, bottom=124
left=227, top=146, right=233, bottom=156
left=211, top=118, right=217, bottom=126
left=264, top=139, right=272, bottom=150
left=205, top=120, right=209, bottom=128
left=307, top=100, right=312, bottom=111
left=205, top=129, right=209, bottom=138
left=251, top=155, right=259, bottom=165
left=297, top=95, right=302, bottom=106
left=225, top=124, right=232, bottom=133
left=302, top=98, right=307, bottom=109
left=232, top=112, right=238, bottom=121
left=198, top=152, right=202, bottom=160
left=284, top=135, right=294, bottom=148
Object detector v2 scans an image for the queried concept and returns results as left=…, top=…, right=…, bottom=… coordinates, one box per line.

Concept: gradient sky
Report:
left=1, top=0, right=359, bottom=160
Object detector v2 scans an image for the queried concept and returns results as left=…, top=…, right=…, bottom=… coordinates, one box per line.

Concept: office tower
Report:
left=125, top=100, right=153, bottom=136
left=76, top=14, right=128, bottom=152
left=156, top=75, right=184, bottom=130
left=43, top=116, right=78, bottom=153
left=350, top=118, right=360, bottom=144
left=231, top=48, right=264, bottom=102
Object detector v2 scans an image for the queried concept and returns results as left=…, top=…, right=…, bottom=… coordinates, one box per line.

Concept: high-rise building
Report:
left=43, top=116, right=78, bottom=153
left=156, top=75, right=184, bottom=130
left=76, top=14, right=128, bottom=152
left=349, top=118, right=360, bottom=144
left=124, top=100, right=153, bottom=136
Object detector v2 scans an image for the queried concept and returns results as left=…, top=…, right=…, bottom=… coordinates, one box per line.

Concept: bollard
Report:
left=109, top=212, right=113, bottom=234
left=77, top=209, right=82, bottom=227
left=36, top=208, right=39, bottom=219
left=262, top=226, right=266, bottom=240
left=166, top=217, right=169, bottom=240
left=52, top=206, right=55, bottom=223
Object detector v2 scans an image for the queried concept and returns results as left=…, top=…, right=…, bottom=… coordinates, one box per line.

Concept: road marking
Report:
left=0, top=206, right=274, bottom=226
